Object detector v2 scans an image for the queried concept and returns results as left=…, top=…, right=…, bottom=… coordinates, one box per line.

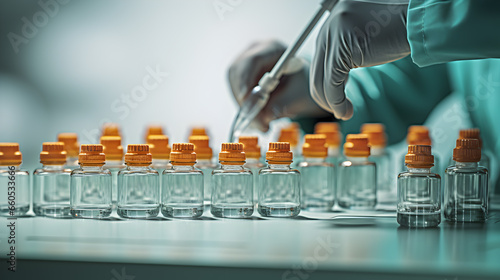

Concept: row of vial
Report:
left=0, top=123, right=489, bottom=226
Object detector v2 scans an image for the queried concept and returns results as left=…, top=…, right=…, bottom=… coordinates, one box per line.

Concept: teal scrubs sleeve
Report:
left=408, top=0, right=500, bottom=67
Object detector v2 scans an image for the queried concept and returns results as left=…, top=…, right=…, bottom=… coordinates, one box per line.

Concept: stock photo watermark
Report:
left=111, top=267, right=135, bottom=280
left=281, top=234, right=338, bottom=280
left=213, top=0, right=244, bottom=21
left=6, top=166, right=17, bottom=272
left=80, top=64, right=169, bottom=143
left=7, top=0, right=72, bottom=54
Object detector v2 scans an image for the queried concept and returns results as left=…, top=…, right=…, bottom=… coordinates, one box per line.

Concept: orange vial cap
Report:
left=189, top=135, right=213, bottom=160
left=219, top=143, right=246, bottom=165
left=361, top=123, right=387, bottom=147
left=147, top=135, right=171, bottom=160
left=0, top=143, right=22, bottom=166
left=453, top=138, right=481, bottom=163
left=278, top=126, right=299, bottom=147
left=302, top=134, right=327, bottom=158
left=170, top=143, right=197, bottom=165
left=79, top=144, right=105, bottom=166
left=100, top=136, right=124, bottom=161
left=57, top=133, right=79, bottom=158
left=458, top=128, right=482, bottom=148
left=145, top=124, right=165, bottom=141
left=406, top=125, right=432, bottom=145
left=102, top=123, right=121, bottom=137
left=40, top=142, right=67, bottom=165
left=238, top=136, right=261, bottom=159
left=266, top=142, right=293, bottom=164
left=405, top=145, right=434, bottom=168
left=344, top=134, right=371, bottom=157
left=190, top=127, right=207, bottom=136
left=124, top=144, right=152, bottom=166
left=314, top=122, right=341, bottom=147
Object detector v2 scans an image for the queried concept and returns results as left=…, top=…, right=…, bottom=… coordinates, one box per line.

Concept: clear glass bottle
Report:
left=0, top=143, right=30, bottom=216
left=337, top=134, right=377, bottom=209
left=58, top=133, right=80, bottom=169
left=33, top=142, right=71, bottom=217
left=162, top=143, right=204, bottom=218
left=362, top=123, right=393, bottom=204
left=397, top=145, right=441, bottom=227
left=400, top=126, right=440, bottom=174
left=239, top=136, right=264, bottom=204
left=258, top=142, right=301, bottom=217
left=298, top=134, right=334, bottom=211
left=190, top=135, right=216, bottom=204
left=70, top=144, right=112, bottom=218
left=147, top=135, right=172, bottom=172
left=117, top=144, right=160, bottom=219
left=101, top=136, right=125, bottom=207
left=314, top=122, right=342, bottom=165
left=444, top=139, right=488, bottom=223
left=211, top=143, right=253, bottom=218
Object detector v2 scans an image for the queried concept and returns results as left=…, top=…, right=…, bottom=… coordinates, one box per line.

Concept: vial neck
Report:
left=42, top=164, right=65, bottom=171
left=303, top=157, right=326, bottom=163
left=152, top=159, right=169, bottom=165
left=172, top=165, right=196, bottom=171
left=328, top=146, right=340, bottom=157
left=346, top=156, right=369, bottom=163
left=268, top=164, right=291, bottom=170
left=197, top=159, right=212, bottom=164
left=221, top=164, right=245, bottom=170
left=107, top=160, right=123, bottom=165
left=455, top=161, right=478, bottom=169
left=407, top=167, right=431, bottom=173
left=80, top=165, right=104, bottom=171
left=370, top=146, right=386, bottom=156
left=246, top=158, right=261, bottom=164
left=0, top=165, right=20, bottom=170
left=126, top=165, right=151, bottom=171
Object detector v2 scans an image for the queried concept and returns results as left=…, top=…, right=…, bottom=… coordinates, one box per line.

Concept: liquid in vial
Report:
left=70, top=144, right=112, bottom=219
left=314, top=122, right=342, bottom=165
left=162, top=143, right=204, bottom=218
left=101, top=136, right=125, bottom=207
left=397, top=145, right=441, bottom=228
left=258, top=142, right=301, bottom=217
left=211, top=143, right=253, bottom=218
left=337, top=134, right=377, bottom=210
left=189, top=135, right=216, bottom=204
left=117, top=144, right=160, bottom=219
left=444, top=139, right=488, bottom=223
left=239, top=136, right=264, bottom=204
left=0, top=143, right=30, bottom=216
left=33, top=142, right=71, bottom=217
left=298, top=134, right=334, bottom=211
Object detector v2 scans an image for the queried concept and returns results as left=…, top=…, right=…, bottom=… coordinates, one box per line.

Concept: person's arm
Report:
left=408, top=0, right=500, bottom=67
left=342, top=56, right=451, bottom=144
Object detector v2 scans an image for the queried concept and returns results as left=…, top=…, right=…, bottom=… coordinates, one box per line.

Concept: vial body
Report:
left=444, top=162, right=488, bottom=223
left=258, top=164, right=301, bottom=217
left=104, top=160, right=125, bottom=207
left=244, top=158, right=264, bottom=204
left=33, top=165, right=71, bottom=217
left=70, top=166, right=112, bottom=218
left=117, top=166, right=160, bottom=219
left=298, top=158, right=334, bottom=211
left=397, top=169, right=441, bottom=227
left=211, top=165, right=253, bottom=218
left=0, top=166, right=30, bottom=216
left=195, top=159, right=217, bottom=204
left=371, top=148, right=393, bottom=204
left=337, top=157, right=377, bottom=209
left=162, top=165, right=204, bottom=218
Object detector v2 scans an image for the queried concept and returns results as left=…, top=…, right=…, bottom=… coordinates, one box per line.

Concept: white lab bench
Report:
left=1, top=208, right=499, bottom=280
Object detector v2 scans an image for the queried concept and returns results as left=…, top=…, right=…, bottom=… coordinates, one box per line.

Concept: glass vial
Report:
left=401, top=126, right=440, bottom=174
left=258, top=142, right=301, bottom=217
left=58, top=133, right=80, bottom=169
left=239, top=136, right=264, bottom=204
left=117, top=144, right=160, bottom=219
left=211, top=143, right=253, bottom=218
left=162, top=143, right=204, bottom=218
left=190, top=135, right=216, bottom=204
left=362, top=124, right=393, bottom=204
left=278, top=124, right=301, bottom=166
left=298, top=134, right=334, bottom=211
left=337, top=134, right=377, bottom=209
left=33, top=142, right=71, bottom=217
left=147, top=135, right=172, bottom=172
left=314, top=122, right=342, bottom=165
left=101, top=136, right=125, bottom=207
left=0, top=143, right=30, bottom=216
left=70, top=144, right=112, bottom=218
left=444, top=139, right=488, bottom=223
left=397, top=145, right=441, bottom=227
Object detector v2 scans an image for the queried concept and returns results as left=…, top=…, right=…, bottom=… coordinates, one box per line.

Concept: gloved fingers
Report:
left=309, top=19, right=333, bottom=113
left=228, top=40, right=286, bottom=105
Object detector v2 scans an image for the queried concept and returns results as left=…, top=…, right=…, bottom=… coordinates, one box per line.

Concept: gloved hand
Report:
left=228, top=40, right=329, bottom=132
left=311, top=0, right=410, bottom=120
